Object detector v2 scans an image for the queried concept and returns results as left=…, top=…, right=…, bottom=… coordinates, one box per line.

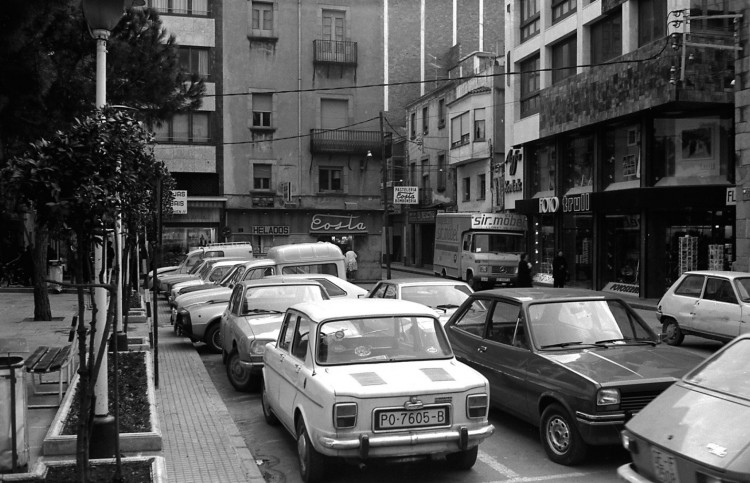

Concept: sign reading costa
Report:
left=310, top=214, right=368, bottom=233
left=469, top=213, right=526, bottom=232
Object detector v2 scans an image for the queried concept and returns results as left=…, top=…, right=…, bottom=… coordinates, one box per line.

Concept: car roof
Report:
left=290, top=298, right=439, bottom=321
left=373, top=277, right=471, bottom=286
left=680, top=270, right=750, bottom=278
left=473, top=287, right=619, bottom=303
left=239, top=259, right=275, bottom=268
left=236, top=278, right=323, bottom=288
left=211, top=259, right=252, bottom=267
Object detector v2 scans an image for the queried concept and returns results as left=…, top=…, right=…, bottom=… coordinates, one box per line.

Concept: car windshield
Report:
left=400, top=285, right=471, bottom=309
left=241, top=284, right=326, bottom=315
left=684, top=339, right=750, bottom=399
left=316, top=316, right=452, bottom=365
left=733, top=278, right=750, bottom=301
left=472, top=233, right=524, bottom=254
left=527, top=299, right=654, bottom=349
left=188, top=261, right=206, bottom=275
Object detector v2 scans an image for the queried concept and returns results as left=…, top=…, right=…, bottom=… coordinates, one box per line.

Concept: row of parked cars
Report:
left=155, top=247, right=750, bottom=483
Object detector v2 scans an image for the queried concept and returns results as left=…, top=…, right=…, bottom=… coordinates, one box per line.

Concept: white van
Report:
left=146, top=242, right=254, bottom=288
left=267, top=242, right=346, bottom=278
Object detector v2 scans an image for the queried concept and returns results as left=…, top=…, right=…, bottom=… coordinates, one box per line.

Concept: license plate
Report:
left=651, top=447, right=679, bottom=483
left=497, top=278, right=510, bottom=282
left=374, top=406, right=450, bottom=430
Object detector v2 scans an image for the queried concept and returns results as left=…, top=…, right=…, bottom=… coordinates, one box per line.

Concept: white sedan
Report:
left=367, top=278, right=473, bottom=325
left=262, top=298, right=494, bottom=483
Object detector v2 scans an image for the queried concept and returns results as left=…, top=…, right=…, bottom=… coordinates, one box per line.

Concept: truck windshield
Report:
left=472, top=233, right=524, bottom=253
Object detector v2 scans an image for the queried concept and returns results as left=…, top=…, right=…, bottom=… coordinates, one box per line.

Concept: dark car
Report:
left=444, top=287, right=706, bottom=465
left=618, top=333, right=750, bottom=483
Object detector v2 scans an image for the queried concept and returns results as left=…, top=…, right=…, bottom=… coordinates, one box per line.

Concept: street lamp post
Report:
left=81, top=0, right=142, bottom=458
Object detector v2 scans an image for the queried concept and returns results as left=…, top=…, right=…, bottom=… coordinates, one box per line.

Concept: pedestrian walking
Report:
left=552, top=250, right=568, bottom=288
left=517, top=253, right=533, bottom=287
left=345, top=247, right=358, bottom=280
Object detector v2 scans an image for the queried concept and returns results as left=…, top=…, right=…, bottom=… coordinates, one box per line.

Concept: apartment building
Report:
left=504, top=0, right=743, bottom=298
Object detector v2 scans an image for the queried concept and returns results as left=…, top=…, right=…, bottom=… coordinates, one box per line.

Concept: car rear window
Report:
left=685, top=339, right=750, bottom=399
left=674, top=274, right=705, bottom=297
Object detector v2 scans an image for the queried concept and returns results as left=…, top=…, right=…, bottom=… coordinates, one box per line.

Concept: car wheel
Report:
left=445, top=446, right=478, bottom=470
left=466, top=272, right=481, bottom=291
left=226, top=349, right=254, bottom=392
left=661, top=318, right=684, bottom=346
left=540, top=403, right=587, bottom=465
left=204, top=324, right=222, bottom=354
left=173, top=321, right=183, bottom=336
left=296, top=418, right=326, bottom=483
left=261, top=382, right=280, bottom=426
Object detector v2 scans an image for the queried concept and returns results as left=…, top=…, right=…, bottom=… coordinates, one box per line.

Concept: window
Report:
left=251, top=2, right=275, bottom=37
left=322, top=10, right=345, bottom=41
left=153, top=112, right=210, bottom=143
left=422, top=106, right=429, bottom=135
left=178, top=47, right=210, bottom=80
left=319, top=167, right=342, bottom=192
left=520, top=55, right=540, bottom=118
left=410, top=112, right=416, bottom=139
left=520, top=0, right=540, bottom=42
left=253, top=164, right=271, bottom=190
left=437, top=153, right=447, bottom=191
left=474, top=108, right=485, bottom=141
left=451, top=112, right=470, bottom=148
left=463, top=177, right=471, bottom=201
left=551, top=0, right=576, bottom=24
left=478, top=174, right=486, bottom=200
left=252, top=93, right=272, bottom=128
left=638, top=0, right=666, bottom=46
left=674, top=274, right=705, bottom=297
left=552, top=36, right=577, bottom=84
left=438, top=98, right=446, bottom=128
left=421, top=158, right=430, bottom=202
left=590, top=9, right=622, bottom=65
left=149, top=0, right=209, bottom=16
left=561, top=133, right=594, bottom=194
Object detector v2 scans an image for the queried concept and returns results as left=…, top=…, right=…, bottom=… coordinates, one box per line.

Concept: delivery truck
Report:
left=433, top=212, right=527, bottom=289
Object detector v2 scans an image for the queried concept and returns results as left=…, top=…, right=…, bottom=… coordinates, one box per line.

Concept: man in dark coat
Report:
left=552, top=250, right=568, bottom=288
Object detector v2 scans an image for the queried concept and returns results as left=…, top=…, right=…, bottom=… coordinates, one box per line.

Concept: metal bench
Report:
left=24, top=316, right=80, bottom=408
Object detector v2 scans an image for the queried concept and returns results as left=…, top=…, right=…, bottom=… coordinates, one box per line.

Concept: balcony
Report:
left=313, top=40, right=358, bottom=66
left=310, top=129, right=392, bottom=157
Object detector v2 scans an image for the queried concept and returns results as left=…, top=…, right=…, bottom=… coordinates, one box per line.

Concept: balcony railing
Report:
left=310, top=129, right=392, bottom=157
left=313, top=40, right=358, bottom=66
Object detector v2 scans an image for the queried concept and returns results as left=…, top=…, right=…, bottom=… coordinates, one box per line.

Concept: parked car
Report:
left=444, top=287, right=706, bottom=465
left=178, top=273, right=365, bottom=353
left=656, top=270, right=750, bottom=346
left=618, top=333, right=750, bottom=482
left=146, top=242, right=254, bottom=288
left=221, top=279, right=330, bottom=390
left=262, top=298, right=495, bottom=483
left=366, top=277, right=473, bottom=325
left=168, top=259, right=250, bottom=305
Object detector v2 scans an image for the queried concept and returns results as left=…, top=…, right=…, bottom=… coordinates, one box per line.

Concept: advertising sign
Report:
left=393, top=186, right=418, bottom=204
left=171, top=190, right=187, bottom=214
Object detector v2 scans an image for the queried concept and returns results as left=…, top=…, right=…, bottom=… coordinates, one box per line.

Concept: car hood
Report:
left=188, top=301, right=228, bottom=318
left=319, top=360, right=487, bottom=397
left=176, top=287, right=232, bottom=308
left=542, top=346, right=702, bottom=384
left=627, top=383, right=750, bottom=473
left=237, top=313, right=285, bottom=340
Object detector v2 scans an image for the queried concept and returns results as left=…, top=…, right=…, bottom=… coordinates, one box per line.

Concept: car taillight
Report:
left=466, top=394, right=488, bottom=419
left=620, top=430, right=639, bottom=454
left=333, top=403, right=357, bottom=429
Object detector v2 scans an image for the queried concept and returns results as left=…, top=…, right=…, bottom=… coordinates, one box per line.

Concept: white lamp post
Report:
left=81, top=0, right=143, bottom=458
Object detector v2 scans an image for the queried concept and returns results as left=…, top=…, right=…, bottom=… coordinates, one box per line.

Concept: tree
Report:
left=0, top=2, right=202, bottom=319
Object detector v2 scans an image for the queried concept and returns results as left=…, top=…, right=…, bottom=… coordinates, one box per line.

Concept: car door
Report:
left=367, top=282, right=389, bottom=298
left=278, top=314, right=313, bottom=426
left=480, top=300, right=532, bottom=418
left=446, top=297, right=491, bottom=374
left=268, top=313, right=297, bottom=430
left=667, top=274, right=705, bottom=331
left=222, top=285, right=245, bottom=350
left=691, top=277, right=742, bottom=339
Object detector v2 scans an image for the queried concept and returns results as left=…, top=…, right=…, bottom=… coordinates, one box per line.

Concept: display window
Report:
left=603, top=122, right=641, bottom=190
left=603, top=215, right=640, bottom=287
left=533, top=215, right=555, bottom=278
left=652, top=115, right=733, bottom=186
left=561, top=133, right=594, bottom=195
left=161, top=227, right=216, bottom=265
left=563, top=214, right=593, bottom=289
left=528, top=142, right=557, bottom=198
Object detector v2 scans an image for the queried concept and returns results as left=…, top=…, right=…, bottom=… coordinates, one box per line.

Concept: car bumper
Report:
left=317, top=424, right=494, bottom=458
left=617, top=463, right=656, bottom=482
left=239, top=358, right=264, bottom=374
left=575, top=411, right=626, bottom=446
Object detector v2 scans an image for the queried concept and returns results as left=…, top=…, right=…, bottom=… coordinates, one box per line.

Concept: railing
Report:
left=313, top=40, right=358, bottom=65
left=310, top=129, right=392, bottom=157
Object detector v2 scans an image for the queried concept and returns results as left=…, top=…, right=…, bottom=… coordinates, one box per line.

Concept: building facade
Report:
left=504, top=0, right=743, bottom=298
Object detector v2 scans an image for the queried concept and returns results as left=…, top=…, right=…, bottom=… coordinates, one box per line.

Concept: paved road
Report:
left=176, top=269, right=720, bottom=483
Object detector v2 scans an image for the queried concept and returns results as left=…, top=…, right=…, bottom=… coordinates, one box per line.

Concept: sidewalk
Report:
left=0, top=290, right=264, bottom=482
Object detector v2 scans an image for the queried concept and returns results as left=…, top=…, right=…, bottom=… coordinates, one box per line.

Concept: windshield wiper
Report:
left=433, top=304, right=460, bottom=313
left=540, top=341, right=607, bottom=349
left=243, top=309, right=283, bottom=315
left=595, top=337, right=657, bottom=346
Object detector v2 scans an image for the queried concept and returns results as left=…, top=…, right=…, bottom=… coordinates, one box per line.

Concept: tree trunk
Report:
left=32, top=224, right=51, bottom=321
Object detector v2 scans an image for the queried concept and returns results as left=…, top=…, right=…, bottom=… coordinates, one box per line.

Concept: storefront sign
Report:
left=250, top=225, right=290, bottom=236
left=562, top=192, right=591, bottom=212
left=252, top=195, right=274, bottom=208
left=310, top=214, right=368, bottom=233
left=603, top=282, right=640, bottom=297
left=394, top=186, right=418, bottom=204
left=407, top=209, right=436, bottom=224
left=726, top=187, right=736, bottom=206
left=504, top=148, right=524, bottom=210
left=470, top=213, right=526, bottom=231
left=171, top=190, right=187, bottom=214
left=538, top=197, right=559, bottom=213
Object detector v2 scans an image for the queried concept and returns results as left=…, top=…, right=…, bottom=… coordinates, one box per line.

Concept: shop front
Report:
left=161, top=199, right=223, bottom=266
